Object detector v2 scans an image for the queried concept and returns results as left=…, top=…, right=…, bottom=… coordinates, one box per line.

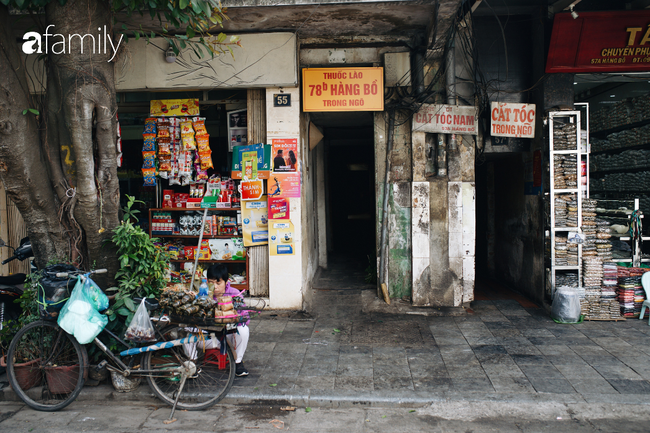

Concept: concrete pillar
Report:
left=266, top=87, right=303, bottom=309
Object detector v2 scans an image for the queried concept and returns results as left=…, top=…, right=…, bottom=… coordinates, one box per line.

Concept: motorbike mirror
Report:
left=0, top=238, right=6, bottom=247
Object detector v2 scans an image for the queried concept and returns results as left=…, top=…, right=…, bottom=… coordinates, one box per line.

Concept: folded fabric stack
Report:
left=556, top=272, right=579, bottom=289
left=554, top=196, right=568, bottom=227
left=555, top=235, right=568, bottom=266
left=553, top=122, right=578, bottom=151
left=617, top=266, right=638, bottom=318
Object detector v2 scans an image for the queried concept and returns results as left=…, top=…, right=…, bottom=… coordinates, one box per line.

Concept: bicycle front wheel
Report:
left=144, top=325, right=235, bottom=410
left=7, top=320, right=86, bottom=411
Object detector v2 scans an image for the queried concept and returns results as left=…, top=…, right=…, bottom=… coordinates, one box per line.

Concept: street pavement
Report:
left=3, top=286, right=650, bottom=412
left=2, top=399, right=650, bottom=432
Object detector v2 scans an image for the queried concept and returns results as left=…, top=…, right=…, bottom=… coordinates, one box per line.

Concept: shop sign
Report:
left=302, top=67, right=384, bottom=112
left=269, top=221, right=295, bottom=255
left=490, top=102, right=536, bottom=138
left=241, top=180, right=264, bottom=201
left=412, top=104, right=478, bottom=135
left=271, top=138, right=298, bottom=172
left=150, top=99, right=199, bottom=117
left=547, top=11, right=650, bottom=73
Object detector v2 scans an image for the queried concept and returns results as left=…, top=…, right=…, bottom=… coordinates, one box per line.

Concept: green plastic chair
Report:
left=640, top=272, right=650, bottom=325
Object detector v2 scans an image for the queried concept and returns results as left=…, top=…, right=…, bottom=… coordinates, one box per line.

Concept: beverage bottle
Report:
left=198, top=278, right=209, bottom=298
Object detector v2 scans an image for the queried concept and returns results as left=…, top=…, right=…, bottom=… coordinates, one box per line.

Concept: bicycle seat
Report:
left=134, top=297, right=159, bottom=311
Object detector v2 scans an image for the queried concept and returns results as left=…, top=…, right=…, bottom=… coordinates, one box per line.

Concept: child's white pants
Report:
left=183, top=325, right=249, bottom=363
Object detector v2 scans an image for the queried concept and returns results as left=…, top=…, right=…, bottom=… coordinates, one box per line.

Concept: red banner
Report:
left=546, top=11, right=650, bottom=73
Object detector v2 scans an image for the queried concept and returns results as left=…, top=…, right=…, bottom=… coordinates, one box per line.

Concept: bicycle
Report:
left=6, top=268, right=263, bottom=421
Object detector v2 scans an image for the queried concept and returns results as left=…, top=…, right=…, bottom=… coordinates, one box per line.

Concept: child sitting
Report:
left=206, top=264, right=249, bottom=377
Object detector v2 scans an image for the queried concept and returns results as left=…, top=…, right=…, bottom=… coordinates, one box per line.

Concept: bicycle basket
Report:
left=37, top=264, right=79, bottom=319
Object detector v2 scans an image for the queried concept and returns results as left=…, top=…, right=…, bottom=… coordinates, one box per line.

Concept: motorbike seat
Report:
left=0, top=273, right=27, bottom=286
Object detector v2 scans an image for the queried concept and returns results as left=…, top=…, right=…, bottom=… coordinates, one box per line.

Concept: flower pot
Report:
left=13, top=358, right=42, bottom=391
left=44, top=365, right=79, bottom=394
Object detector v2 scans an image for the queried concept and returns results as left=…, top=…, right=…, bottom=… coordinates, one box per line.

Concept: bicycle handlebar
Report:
left=55, top=269, right=108, bottom=278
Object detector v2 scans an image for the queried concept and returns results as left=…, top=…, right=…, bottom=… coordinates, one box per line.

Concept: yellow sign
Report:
left=150, top=99, right=199, bottom=117
left=302, top=68, right=384, bottom=112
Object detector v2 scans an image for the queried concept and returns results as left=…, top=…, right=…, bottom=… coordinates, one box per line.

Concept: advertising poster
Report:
left=269, top=220, right=295, bottom=255
left=150, top=99, right=199, bottom=117
left=269, top=197, right=290, bottom=220
left=231, top=144, right=271, bottom=180
left=268, top=173, right=301, bottom=198
left=241, top=198, right=268, bottom=247
left=271, top=138, right=298, bottom=172
left=242, top=150, right=258, bottom=180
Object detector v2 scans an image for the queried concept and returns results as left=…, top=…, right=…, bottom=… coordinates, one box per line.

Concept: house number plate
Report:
left=273, top=94, right=291, bottom=107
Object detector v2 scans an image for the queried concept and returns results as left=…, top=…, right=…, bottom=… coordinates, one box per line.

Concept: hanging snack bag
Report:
left=196, top=135, right=210, bottom=152
left=142, top=151, right=156, bottom=169
left=199, top=150, right=213, bottom=170
left=193, top=118, right=208, bottom=136
left=144, top=118, right=157, bottom=134
left=159, top=155, right=172, bottom=172
left=157, top=123, right=170, bottom=138
left=143, top=134, right=156, bottom=151
left=182, top=134, right=196, bottom=151
left=180, top=120, right=194, bottom=136
left=158, top=138, right=171, bottom=156
left=124, top=298, right=156, bottom=343
left=142, top=168, right=157, bottom=186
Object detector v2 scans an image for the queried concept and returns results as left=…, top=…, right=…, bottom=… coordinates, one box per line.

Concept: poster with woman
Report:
left=271, top=138, right=298, bottom=172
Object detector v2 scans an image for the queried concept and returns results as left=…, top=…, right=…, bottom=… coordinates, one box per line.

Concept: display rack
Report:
left=596, top=198, right=648, bottom=267
left=548, top=110, right=585, bottom=296
left=149, top=207, right=249, bottom=292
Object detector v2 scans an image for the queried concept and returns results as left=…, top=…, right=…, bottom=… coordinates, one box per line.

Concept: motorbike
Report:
left=0, top=237, right=34, bottom=331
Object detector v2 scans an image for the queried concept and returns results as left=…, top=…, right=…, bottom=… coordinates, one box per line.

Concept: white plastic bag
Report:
left=551, top=287, right=581, bottom=323
left=58, top=276, right=108, bottom=344
left=124, top=298, right=156, bottom=342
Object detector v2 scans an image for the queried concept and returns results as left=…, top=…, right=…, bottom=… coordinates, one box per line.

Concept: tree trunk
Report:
left=0, top=2, right=120, bottom=280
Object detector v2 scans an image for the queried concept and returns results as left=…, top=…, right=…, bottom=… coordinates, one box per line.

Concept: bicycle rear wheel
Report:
left=143, top=325, right=235, bottom=410
left=7, top=320, right=86, bottom=411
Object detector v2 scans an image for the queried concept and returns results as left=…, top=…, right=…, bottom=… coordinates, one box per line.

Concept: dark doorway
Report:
left=311, top=112, right=376, bottom=289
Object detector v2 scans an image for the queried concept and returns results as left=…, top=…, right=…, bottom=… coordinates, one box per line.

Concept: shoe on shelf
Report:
left=235, top=362, right=249, bottom=377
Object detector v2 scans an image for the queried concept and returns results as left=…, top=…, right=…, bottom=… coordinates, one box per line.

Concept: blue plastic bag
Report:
left=58, top=276, right=109, bottom=344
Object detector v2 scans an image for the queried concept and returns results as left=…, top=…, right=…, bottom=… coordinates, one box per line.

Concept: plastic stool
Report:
left=204, top=349, right=228, bottom=369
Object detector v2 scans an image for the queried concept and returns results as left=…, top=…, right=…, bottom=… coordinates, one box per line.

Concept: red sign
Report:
left=547, top=11, right=650, bottom=73
left=490, top=102, right=536, bottom=138
left=241, top=180, right=264, bottom=201
left=269, top=197, right=290, bottom=220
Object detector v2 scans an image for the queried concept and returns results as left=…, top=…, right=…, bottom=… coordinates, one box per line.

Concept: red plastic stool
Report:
left=204, top=349, right=228, bottom=369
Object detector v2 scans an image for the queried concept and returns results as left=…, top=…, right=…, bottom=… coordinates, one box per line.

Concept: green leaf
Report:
left=186, top=27, right=195, bottom=39
left=117, top=307, right=130, bottom=316
left=179, top=0, right=189, bottom=9
left=409, top=410, right=416, bottom=413
left=124, top=297, right=135, bottom=311
left=269, top=383, right=277, bottom=387
left=28, top=108, right=39, bottom=115
left=22, top=110, right=27, bottom=115
left=305, top=407, right=312, bottom=413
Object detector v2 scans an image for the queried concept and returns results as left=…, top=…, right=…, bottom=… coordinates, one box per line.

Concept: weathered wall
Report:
left=375, top=110, right=413, bottom=299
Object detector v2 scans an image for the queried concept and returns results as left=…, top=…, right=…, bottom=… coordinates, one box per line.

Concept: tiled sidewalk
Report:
left=233, top=289, right=650, bottom=403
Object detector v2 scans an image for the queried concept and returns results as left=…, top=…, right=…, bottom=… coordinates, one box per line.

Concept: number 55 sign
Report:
left=274, top=94, right=291, bottom=107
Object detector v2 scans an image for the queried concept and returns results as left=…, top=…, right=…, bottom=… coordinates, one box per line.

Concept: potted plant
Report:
left=1, top=276, right=44, bottom=390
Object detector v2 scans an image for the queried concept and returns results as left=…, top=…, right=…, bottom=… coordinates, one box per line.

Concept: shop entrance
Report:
left=311, top=112, right=376, bottom=289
